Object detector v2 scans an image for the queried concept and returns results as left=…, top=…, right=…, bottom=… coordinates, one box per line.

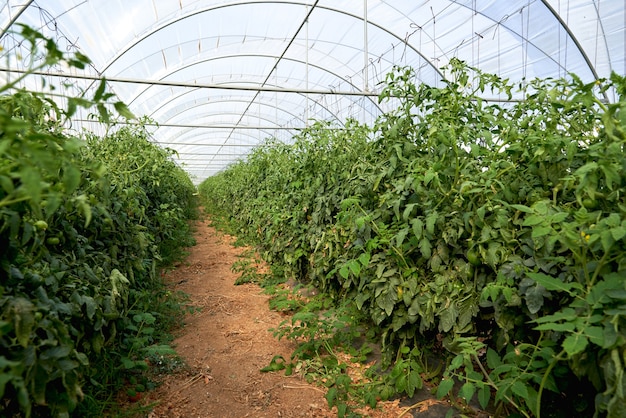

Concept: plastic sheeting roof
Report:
left=1, top=0, right=625, bottom=183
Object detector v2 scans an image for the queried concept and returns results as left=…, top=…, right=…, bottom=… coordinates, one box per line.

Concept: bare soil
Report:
left=135, top=216, right=463, bottom=418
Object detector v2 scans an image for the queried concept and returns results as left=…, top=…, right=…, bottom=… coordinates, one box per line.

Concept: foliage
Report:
left=0, top=26, right=197, bottom=417
left=267, top=287, right=382, bottom=417
left=200, top=59, right=626, bottom=417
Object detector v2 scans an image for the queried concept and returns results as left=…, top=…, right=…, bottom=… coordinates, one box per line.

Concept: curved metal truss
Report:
left=1, top=0, right=623, bottom=183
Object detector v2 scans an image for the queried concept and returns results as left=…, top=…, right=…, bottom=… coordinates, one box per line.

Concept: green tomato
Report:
left=34, top=220, right=48, bottom=230
left=467, top=249, right=481, bottom=266
left=582, top=198, right=598, bottom=209
left=46, top=237, right=60, bottom=245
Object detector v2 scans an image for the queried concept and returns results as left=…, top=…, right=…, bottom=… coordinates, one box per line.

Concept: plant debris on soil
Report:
left=134, top=216, right=464, bottom=418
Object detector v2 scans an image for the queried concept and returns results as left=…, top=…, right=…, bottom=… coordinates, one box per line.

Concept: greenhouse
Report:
left=1, top=1, right=625, bottom=417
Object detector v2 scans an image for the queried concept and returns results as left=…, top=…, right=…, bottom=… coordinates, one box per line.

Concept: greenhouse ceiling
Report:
left=1, top=0, right=625, bottom=184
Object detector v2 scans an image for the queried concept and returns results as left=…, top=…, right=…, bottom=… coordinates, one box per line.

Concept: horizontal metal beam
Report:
left=1, top=68, right=523, bottom=103
left=75, top=119, right=302, bottom=130
left=175, top=152, right=247, bottom=156
left=154, top=141, right=259, bottom=147
left=0, top=67, right=378, bottom=96
left=178, top=162, right=237, bottom=166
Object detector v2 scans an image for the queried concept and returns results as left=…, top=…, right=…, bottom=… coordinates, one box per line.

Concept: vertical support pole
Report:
left=275, top=58, right=279, bottom=137
left=364, top=0, right=369, bottom=92
left=305, top=4, right=309, bottom=126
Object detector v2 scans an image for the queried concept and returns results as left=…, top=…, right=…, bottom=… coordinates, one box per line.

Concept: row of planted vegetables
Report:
left=200, top=60, right=626, bottom=417
left=1, top=27, right=197, bottom=416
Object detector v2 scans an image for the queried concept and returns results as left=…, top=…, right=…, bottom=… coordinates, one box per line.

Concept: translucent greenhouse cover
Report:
left=1, top=0, right=625, bottom=183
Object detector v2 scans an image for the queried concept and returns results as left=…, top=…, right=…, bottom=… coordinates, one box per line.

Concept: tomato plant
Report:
left=201, top=60, right=626, bottom=417
left=1, top=26, right=197, bottom=417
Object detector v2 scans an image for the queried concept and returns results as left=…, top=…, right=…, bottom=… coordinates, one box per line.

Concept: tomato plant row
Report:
left=200, top=60, right=626, bottom=417
left=1, top=27, right=197, bottom=417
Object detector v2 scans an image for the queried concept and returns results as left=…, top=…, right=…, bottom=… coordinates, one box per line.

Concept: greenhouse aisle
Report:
left=137, top=215, right=455, bottom=418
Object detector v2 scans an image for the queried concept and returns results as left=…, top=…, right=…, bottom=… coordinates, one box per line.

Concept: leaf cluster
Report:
left=199, top=59, right=626, bottom=417
left=0, top=27, right=197, bottom=417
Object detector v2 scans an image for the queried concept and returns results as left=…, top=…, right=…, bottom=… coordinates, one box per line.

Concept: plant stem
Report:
left=536, top=348, right=565, bottom=418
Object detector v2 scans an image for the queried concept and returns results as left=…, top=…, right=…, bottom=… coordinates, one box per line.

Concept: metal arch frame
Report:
left=158, top=129, right=266, bottom=147
left=124, top=52, right=385, bottom=118
left=539, top=0, right=605, bottom=83
left=157, top=128, right=284, bottom=145
left=157, top=104, right=301, bottom=136
left=151, top=100, right=302, bottom=130
left=145, top=88, right=341, bottom=128
left=0, top=0, right=35, bottom=37
left=446, top=1, right=576, bottom=74
left=162, top=132, right=268, bottom=159
left=158, top=116, right=297, bottom=160
left=136, top=77, right=353, bottom=126
left=142, top=84, right=356, bottom=131
left=155, top=140, right=259, bottom=147
left=116, top=37, right=391, bottom=117
left=160, top=115, right=293, bottom=137
left=450, top=0, right=609, bottom=102
left=166, top=123, right=297, bottom=150
left=95, top=0, right=446, bottom=81
left=115, top=34, right=398, bottom=85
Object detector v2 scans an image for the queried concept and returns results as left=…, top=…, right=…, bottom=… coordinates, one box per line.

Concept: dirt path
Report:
left=140, top=216, right=391, bottom=417
left=140, top=216, right=454, bottom=418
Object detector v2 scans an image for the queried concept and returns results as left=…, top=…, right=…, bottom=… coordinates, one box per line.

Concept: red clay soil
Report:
left=135, top=215, right=463, bottom=418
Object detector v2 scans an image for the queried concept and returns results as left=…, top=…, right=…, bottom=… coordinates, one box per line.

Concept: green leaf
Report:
left=610, top=226, right=626, bottom=241
left=486, top=348, right=502, bottom=369
left=395, top=227, right=409, bottom=247
left=534, top=322, right=576, bottom=332
left=583, top=326, right=604, bottom=347
left=62, top=165, right=81, bottom=194
left=339, top=265, right=350, bottom=279
left=562, top=334, right=588, bottom=356
left=450, top=354, right=464, bottom=370
left=523, top=214, right=544, bottom=226
left=408, top=370, right=423, bottom=396
left=460, top=382, right=475, bottom=402
left=0, top=175, right=14, bottom=194
left=424, top=169, right=436, bottom=186
left=10, top=298, right=35, bottom=348
left=533, top=307, right=578, bottom=323
left=348, top=259, right=361, bottom=276
left=574, top=161, right=598, bottom=176
left=396, top=373, right=407, bottom=392
left=358, top=252, right=371, bottom=267
left=121, top=357, right=136, bottom=369
left=511, top=380, right=529, bottom=399
left=426, top=212, right=437, bottom=234
left=527, top=272, right=582, bottom=294
left=419, top=238, right=432, bottom=258
left=600, top=230, right=615, bottom=252
left=114, top=101, right=136, bottom=120
left=260, top=355, right=286, bottom=372
left=325, top=387, right=338, bottom=407
left=411, top=218, right=424, bottom=240
left=376, top=289, right=396, bottom=317
left=436, top=378, right=455, bottom=399
left=83, top=296, right=97, bottom=320
left=531, top=225, right=552, bottom=238
left=94, top=78, right=107, bottom=101
left=402, top=203, right=418, bottom=220
left=478, top=384, right=491, bottom=409
left=97, top=103, right=110, bottom=123
left=439, top=301, right=457, bottom=332
left=510, top=204, right=532, bottom=213
left=525, top=285, right=548, bottom=314
left=337, top=403, right=348, bottom=418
